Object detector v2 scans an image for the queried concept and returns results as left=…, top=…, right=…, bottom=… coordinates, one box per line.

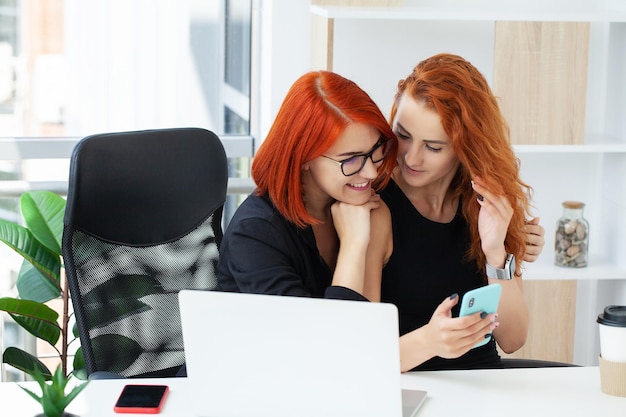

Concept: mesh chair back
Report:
left=63, top=128, right=228, bottom=378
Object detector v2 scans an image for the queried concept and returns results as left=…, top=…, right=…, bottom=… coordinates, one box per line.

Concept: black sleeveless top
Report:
left=380, top=179, right=503, bottom=371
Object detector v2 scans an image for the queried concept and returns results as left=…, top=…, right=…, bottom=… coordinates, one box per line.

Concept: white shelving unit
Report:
left=311, top=4, right=626, bottom=22
left=311, top=2, right=626, bottom=365
left=515, top=145, right=626, bottom=281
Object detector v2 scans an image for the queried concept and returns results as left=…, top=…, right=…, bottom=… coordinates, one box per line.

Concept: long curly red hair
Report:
left=252, top=71, right=398, bottom=228
left=389, top=53, right=533, bottom=276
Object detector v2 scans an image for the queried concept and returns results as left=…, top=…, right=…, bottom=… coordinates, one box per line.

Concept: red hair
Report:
left=390, top=53, right=533, bottom=276
left=252, top=71, right=397, bottom=228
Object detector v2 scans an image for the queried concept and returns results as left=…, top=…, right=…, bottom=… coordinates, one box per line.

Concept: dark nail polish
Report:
left=450, top=293, right=458, bottom=300
left=480, top=312, right=488, bottom=319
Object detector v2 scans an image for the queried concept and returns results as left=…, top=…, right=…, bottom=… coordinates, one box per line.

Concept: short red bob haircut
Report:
left=252, top=70, right=397, bottom=228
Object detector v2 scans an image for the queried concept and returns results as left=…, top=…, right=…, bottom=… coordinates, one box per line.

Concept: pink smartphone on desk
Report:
left=459, top=284, right=502, bottom=348
left=113, top=384, right=169, bottom=414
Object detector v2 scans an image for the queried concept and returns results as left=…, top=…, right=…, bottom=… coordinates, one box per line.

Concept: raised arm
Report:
left=331, top=193, right=388, bottom=299
left=361, top=198, right=393, bottom=302
left=472, top=179, right=529, bottom=353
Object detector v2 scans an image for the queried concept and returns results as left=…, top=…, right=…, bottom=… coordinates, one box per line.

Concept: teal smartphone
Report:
left=459, top=284, right=502, bottom=348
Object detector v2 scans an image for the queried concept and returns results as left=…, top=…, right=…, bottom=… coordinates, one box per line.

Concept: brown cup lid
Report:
left=597, top=305, right=626, bottom=327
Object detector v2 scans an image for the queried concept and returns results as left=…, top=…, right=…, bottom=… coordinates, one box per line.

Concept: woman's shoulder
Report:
left=227, top=192, right=299, bottom=236
left=379, top=178, right=404, bottom=203
left=369, top=196, right=393, bottom=260
left=230, top=192, right=276, bottom=221
left=370, top=196, right=391, bottom=225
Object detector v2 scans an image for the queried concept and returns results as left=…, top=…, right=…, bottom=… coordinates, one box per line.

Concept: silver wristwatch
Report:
left=486, top=253, right=515, bottom=280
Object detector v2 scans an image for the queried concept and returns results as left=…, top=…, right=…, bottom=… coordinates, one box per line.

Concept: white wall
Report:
left=255, top=0, right=311, bottom=149
left=256, top=0, right=619, bottom=140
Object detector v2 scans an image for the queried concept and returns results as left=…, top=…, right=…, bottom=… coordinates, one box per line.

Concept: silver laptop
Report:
left=179, top=290, right=426, bottom=417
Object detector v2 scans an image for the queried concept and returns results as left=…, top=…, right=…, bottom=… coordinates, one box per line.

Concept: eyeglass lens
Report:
left=341, top=140, right=390, bottom=176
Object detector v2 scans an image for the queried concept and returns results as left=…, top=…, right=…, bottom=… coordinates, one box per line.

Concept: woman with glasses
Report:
left=217, top=70, right=397, bottom=301
left=380, top=53, right=542, bottom=371
left=218, top=64, right=544, bottom=369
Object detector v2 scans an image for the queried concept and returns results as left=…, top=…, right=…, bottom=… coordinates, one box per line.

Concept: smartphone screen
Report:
left=114, top=384, right=169, bottom=414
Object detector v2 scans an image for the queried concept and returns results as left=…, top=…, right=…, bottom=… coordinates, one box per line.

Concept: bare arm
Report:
left=472, top=179, right=529, bottom=353
left=362, top=199, right=393, bottom=302
left=488, top=274, right=528, bottom=353
left=331, top=194, right=382, bottom=296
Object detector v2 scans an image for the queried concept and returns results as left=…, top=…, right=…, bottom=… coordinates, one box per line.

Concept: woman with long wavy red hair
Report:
left=217, top=62, right=544, bottom=371
left=380, top=53, right=538, bottom=371
left=217, top=70, right=397, bottom=301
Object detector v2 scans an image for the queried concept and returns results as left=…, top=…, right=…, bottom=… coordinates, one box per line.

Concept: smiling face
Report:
left=392, top=93, right=460, bottom=191
left=305, top=122, right=383, bottom=206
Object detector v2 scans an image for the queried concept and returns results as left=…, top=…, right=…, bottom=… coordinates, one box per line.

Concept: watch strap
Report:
left=486, top=253, right=515, bottom=280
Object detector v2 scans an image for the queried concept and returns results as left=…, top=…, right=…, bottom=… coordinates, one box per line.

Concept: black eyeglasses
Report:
left=321, top=138, right=392, bottom=176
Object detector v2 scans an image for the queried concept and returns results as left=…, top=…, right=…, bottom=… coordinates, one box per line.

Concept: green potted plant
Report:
left=0, top=190, right=87, bottom=415
left=20, top=365, right=88, bottom=417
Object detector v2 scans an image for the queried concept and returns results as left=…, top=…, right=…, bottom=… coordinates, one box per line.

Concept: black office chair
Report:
left=63, top=127, right=228, bottom=379
left=501, top=358, right=579, bottom=368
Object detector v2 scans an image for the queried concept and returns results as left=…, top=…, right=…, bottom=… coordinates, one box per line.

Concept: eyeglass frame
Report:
left=320, top=137, right=392, bottom=177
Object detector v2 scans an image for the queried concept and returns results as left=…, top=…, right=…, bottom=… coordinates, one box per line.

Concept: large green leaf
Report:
left=0, top=297, right=61, bottom=346
left=82, top=274, right=165, bottom=328
left=0, top=218, right=61, bottom=283
left=83, top=274, right=166, bottom=303
left=84, top=297, right=150, bottom=329
left=91, top=334, right=144, bottom=374
left=16, top=259, right=61, bottom=302
left=72, top=347, right=88, bottom=380
left=3, top=346, right=52, bottom=379
left=20, top=191, right=66, bottom=255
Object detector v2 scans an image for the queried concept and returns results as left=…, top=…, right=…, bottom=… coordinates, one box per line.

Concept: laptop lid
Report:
left=179, top=290, right=424, bottom=417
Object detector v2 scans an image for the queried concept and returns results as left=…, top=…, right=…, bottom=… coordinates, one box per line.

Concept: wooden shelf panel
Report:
left=514, top=144, right=626, bottom=153
left=311, top=5, right=626, bottom=22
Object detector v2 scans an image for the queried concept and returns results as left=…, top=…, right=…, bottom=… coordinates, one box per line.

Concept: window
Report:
left=0, top=0, right=255, bottom=381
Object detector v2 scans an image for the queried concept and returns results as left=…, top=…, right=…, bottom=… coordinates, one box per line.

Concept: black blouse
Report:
left=380, top=179, right=503, bottom=371
left=217, top=192, right=367, bottom=301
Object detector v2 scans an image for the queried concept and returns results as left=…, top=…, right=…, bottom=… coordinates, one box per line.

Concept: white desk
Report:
left=1, top=367, right=624, bottom=416
left=401, top=366, right=625, bottom=416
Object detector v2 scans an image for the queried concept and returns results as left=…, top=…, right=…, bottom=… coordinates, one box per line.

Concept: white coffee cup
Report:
left=597, top=305, right=626, bottom=362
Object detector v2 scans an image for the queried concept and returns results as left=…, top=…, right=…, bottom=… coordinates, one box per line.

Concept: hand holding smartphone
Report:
left=114, top=384, right=169, bottom=414
left=459, top=284, right=502, bottom=348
